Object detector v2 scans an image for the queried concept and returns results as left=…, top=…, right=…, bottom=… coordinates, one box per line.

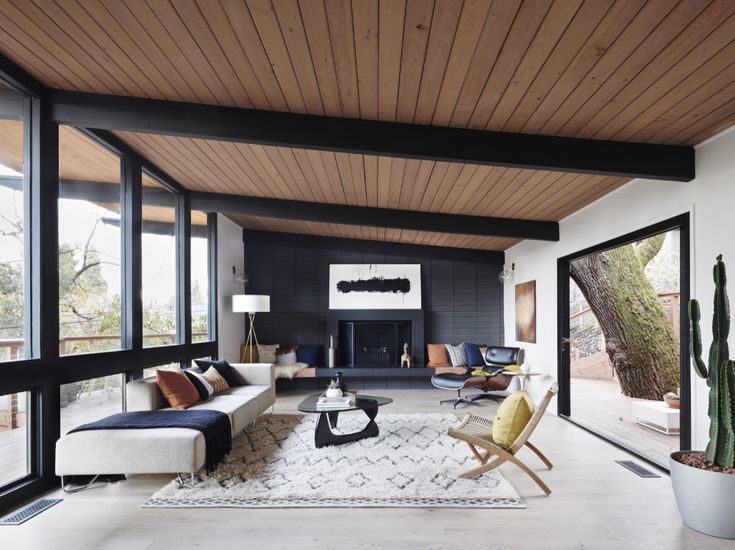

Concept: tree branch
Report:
left=634, top=234, right=665, bottom=267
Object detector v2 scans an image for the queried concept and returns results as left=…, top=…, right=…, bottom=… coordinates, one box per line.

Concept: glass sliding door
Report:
left=0, top=391, right=30, bottom=487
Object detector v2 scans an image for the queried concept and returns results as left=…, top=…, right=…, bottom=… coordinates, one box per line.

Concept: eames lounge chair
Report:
left=431, top=346, right=523, bottom=408
left=447, top=382, right=558, bottom=495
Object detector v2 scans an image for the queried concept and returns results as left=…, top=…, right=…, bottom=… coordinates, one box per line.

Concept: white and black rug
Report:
left=143, top=413, right=525, bottom=509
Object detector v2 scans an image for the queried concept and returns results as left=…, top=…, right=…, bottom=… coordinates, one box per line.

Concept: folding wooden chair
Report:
left=447, top=382, right=558, bottom=495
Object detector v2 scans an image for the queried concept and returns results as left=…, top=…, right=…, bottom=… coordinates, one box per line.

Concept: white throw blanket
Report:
left=274, top=363, right=309, bottom=379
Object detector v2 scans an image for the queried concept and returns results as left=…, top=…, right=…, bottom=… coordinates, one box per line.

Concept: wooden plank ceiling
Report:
left=2, top=0, right=735, bottom=250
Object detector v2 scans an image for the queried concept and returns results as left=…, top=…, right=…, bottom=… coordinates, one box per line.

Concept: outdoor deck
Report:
left=0, top=388, right=122, bottom=487
left=570, top=378, right=678, bottom=466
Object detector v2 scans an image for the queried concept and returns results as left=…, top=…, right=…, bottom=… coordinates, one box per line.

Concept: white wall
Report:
left=216, top=214, right=245, bottom=362
left=503, top=125, right=735, bottom=450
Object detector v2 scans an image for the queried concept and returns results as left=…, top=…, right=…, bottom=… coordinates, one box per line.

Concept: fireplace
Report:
left=328, top=309, right=425, bottom=368
left=339, top=321, right=411, bottom=368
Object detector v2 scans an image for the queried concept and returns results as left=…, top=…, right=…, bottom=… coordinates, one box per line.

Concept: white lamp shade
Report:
left=232, top=294, right=270, bottom=313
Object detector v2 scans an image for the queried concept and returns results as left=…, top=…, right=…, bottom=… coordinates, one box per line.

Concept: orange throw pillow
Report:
left=427, top=343, right=451, bottom=367
left=156, top=368, right=200, bottom=409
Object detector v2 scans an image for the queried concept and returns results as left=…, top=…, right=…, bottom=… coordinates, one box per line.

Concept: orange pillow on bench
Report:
left=427, top=343, right=451, bottom=367
left=156, top=368, right=200, bottom=409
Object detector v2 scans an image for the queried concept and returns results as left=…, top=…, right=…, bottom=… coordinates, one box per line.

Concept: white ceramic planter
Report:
left=670, top=451, right=735, bottom=539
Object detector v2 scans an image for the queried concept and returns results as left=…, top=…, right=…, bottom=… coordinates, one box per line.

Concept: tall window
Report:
left=142, top=172, right=177, bottom=347
left=0, top=108, right=25, bottom=362
left=0, top=391, right=30, bottom=487
left=58, top=128, right=122, bottom=356
left=60, top=375, right=123, bottom=434
left=191, top=211, right=209, bottom=342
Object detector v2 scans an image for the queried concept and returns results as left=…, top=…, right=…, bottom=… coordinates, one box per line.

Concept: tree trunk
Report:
left=570, top=236, right=679, bottom=400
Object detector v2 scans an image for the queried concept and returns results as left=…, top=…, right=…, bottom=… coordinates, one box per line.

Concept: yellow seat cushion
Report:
left=492, top=390, right=535, bottom=448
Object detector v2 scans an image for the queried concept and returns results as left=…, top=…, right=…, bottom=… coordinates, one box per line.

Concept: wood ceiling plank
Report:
left=539, top=0, right=678, bottom=136
left=661, top=91, right=735, bottom=145
left=495, top=170, right=566, bottom=218
left=429, top=162, right=477, bottom=213
left=559, top=0, right=712, bottom=138
left=0, top=24, right=77, bottom=90
left=407, top=160, right=435, bottom=210
left=194, top=0, right=271, bottom=108
left=484, top=0, right=584, bottom=131
left=387, top=156, right=406, bottom=209
left=218, top=141, right=275, bottom=197
left=319, top=151, right=348, bottom=204
left=412, top=0, right=463, bottom=125
left=447, top=0, right=520, bottom=127
left=629, top=52, right=735, bottom=143
left=272, top=0, right=328, bottom=115
left=247, top=0, right=316, bottom=114
left=334, top=152, right=358, bottom=204
left=396, top=158, right=421, bottom=210
left=547, top=176, right=628, bottom=220
left=510, top=172, right=587, bottom=219
left=298, top=0, right=343, bottom=117
left=246, top=144, right=302, bottom=200
left=376, top=155, right=391, bottom=208
left=431, top=0, right=493, bottom=126
left=236, top=143, right=298, bottom=199
left=469, top=167, right=524, bottom=216
left=613, top=30, right=735, bottom=141
left=486, top=169, right=551, bottom=217
left=395, top=0, right=435, bottom=123
left=583, top=2, right=735, bottom=141
left=417, top=160, right=449, bottom=212
left=500, top=0, right=614, bottom=133
left=303, top=149, right=338, bottom=204
left=291, top=147, right=329, bottom=203
left=520, top=0, right=645, bottom=134
left=140, top=0, right=240, bottom=106
left=348, top=153, right=368, bottom=205
left=448, top=165, right=495, bottom=214
left=362, top=154, right=378, bottom=207
left=116, top=0, right=219, bottom=105
left=219, top=0, right=291, bottom=111
left=325, top=0, right=360, bottom=118
left=467, top=0, right=557, bottom=129
left=351, top=0, right=379, bottom=120
left=377, top=0, right=406, bottom=121
left=2, top=1, right=117, bottom=93
left=269, top=146, right=319, bottom=202
left=160, top=136, right=243, bottom=195
left=62, top=0, right=183, bottom=101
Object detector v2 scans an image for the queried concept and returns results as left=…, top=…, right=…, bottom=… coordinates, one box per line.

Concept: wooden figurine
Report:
left=400, top=342, right=412, bottom=368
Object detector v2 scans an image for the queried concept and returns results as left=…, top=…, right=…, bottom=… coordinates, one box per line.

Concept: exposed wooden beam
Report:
left=191, top=192, right=559, bottom=241
left=50, top=90, right=695, bottom=182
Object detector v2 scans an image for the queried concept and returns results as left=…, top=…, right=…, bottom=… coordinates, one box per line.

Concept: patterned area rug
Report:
left=143, top=413, right=525, bottom=508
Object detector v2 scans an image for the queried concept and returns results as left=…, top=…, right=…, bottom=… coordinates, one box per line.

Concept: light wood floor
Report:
left=2, top=389, right=729, bottom=550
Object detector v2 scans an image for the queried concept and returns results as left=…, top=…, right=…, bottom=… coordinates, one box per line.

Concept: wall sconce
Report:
left=498, top=262, right=515, bottom=284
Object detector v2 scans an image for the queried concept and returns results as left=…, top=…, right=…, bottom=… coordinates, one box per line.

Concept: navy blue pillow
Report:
left=184, top=369, right=211, bottom=401
left=463, top=343, right=485, bottom=367
left=194, top=359, right=242, bottom=387
left=296, top=344, right=322, bottom=367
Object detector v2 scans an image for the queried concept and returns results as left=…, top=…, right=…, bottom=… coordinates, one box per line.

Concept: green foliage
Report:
left=0, top=261, right=23, bottom=339
left=689, top=255, right=735, bottom=467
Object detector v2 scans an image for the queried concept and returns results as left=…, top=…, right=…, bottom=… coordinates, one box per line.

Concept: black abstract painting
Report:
left=337, top=276, right=411, bottom=294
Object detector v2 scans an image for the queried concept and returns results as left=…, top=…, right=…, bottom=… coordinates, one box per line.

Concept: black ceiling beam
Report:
left=191, top=191, right=559, bottom=241
left=50, top=90, right=695, bottom=182
left=0, top=51, right=48, bottom=98
left=0, top=175, right=175, bottom=206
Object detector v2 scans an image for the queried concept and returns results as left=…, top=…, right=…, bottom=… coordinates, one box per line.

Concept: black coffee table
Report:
left=297, top=393, right=393, bottom=448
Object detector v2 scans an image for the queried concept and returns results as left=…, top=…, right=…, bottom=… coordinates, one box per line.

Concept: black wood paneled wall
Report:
left=244, top=233, right=505, bottom=364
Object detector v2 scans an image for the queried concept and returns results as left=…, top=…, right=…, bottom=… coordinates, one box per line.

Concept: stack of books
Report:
left=316, top=393, right=355, bottom=410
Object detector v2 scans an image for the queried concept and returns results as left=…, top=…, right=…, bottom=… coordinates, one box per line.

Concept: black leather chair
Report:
left=431, top=346, right=524, bottom=408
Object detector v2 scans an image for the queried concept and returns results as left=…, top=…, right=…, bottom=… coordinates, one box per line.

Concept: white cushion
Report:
left=56, top=428, right=204, bottom=475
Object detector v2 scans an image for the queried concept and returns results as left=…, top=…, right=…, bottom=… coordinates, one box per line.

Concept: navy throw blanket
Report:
left=69, top=410, right=232, bottom=474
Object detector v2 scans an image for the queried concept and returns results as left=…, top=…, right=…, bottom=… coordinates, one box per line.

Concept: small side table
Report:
left=502, top=371, right=541, bottom=390
left=631, top=400, right=680, bottom=435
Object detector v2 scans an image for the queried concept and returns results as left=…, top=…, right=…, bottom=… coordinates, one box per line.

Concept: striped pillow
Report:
left=445, top=344, right=467, bottom=367
left=201, top=366, right=230, bottom=394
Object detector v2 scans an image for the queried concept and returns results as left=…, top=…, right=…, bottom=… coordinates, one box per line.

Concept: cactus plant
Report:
left=689, top=254, right=735, bottom=468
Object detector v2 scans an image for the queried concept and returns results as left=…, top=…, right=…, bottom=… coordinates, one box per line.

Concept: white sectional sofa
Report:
left=55, top=363, right=275, bottom=478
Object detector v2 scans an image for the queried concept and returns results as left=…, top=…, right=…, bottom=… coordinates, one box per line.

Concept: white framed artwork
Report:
left=329, top=264, right=422, bottom=310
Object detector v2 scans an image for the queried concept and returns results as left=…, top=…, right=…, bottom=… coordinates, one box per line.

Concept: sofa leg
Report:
left=61, top=474, right=100, bottom=493
left=176, top=473, right=196, bottom=488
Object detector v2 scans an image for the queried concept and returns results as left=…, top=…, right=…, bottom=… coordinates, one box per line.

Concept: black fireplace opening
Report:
left=339, top=321, right=412, bottom=367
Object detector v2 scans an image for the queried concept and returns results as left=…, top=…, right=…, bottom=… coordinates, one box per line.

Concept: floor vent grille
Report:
left=0, top=498, right=62, bottom=525
left=615, top=460, right=660, bottom=478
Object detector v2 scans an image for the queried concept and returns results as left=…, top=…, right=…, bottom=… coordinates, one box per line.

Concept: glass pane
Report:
left=58, top=127, right=122, bottom=355
left=191, top=210, right=209, bottom=342
left=142, top=172, right=177, bottom=347
left=0, top=391, right=30, bottom=486
left=60, top=375, right=123, bottom=434
left=0, top=114, right=25, bottom=362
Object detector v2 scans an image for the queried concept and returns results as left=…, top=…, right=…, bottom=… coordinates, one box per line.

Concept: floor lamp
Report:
left=233, top=295, right=270, bottom=363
